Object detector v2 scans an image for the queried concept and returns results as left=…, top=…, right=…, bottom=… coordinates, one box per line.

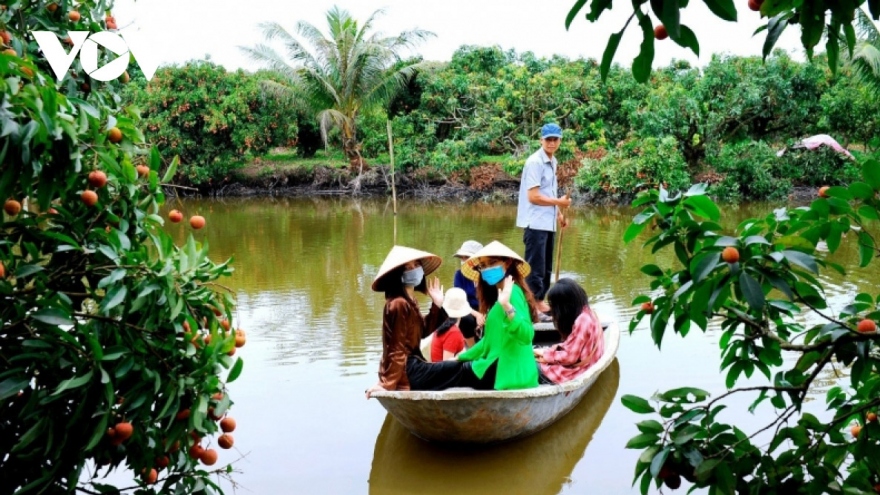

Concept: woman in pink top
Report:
left=534, top=279, right=604, bottom=384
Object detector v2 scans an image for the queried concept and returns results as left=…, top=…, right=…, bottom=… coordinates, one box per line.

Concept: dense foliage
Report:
left=568, top=1, right=880, bottom=493
left=125, top=42, right=880, bottom=201
left=621, top=159, right=880, bottom=495
left=123, top=62, right=298, bottom=186
left=1, top=1, right=243, bottom=493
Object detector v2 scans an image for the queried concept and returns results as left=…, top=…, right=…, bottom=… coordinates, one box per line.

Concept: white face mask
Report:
left=401, top=266, right=424, bottom=286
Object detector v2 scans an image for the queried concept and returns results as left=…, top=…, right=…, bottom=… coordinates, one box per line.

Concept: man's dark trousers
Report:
left=523, top=227, right=555, bottom=300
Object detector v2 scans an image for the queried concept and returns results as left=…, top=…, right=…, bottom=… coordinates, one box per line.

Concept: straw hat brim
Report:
left=371, top=246, right=442, bottom=292
left=461, top=241, right=530, bottom=282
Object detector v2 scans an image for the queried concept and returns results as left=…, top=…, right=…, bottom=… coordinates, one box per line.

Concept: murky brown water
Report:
left=156, top=196, right=879, bottom=494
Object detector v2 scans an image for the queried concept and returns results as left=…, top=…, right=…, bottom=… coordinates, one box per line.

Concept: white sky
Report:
left=112, top=0, right=815, bottom=73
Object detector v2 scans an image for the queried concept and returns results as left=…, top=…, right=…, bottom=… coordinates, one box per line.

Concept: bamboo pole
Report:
left=387, top=120, right=398, bottom=244
left=554, top=188, right=568, bottom=283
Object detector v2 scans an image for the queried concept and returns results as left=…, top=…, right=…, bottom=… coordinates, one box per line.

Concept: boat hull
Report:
left=373, top=321, right=620, bottom=443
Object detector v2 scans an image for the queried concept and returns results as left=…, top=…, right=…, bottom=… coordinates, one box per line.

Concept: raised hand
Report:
left=427, top=276, right=444, bottom=307
left=498, top=275, right=514, bottom=309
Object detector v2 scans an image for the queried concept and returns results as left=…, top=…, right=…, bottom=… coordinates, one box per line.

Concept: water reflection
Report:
left=368, top=359, right=620, bottom=495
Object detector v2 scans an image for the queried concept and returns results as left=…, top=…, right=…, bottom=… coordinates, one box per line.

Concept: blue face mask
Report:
left=401, top=266, right=424, bottom=286
left=480, top=265, right=505, bottom=285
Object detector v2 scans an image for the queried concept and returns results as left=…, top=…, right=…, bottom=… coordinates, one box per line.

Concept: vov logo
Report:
left=31, top=31, right=159, bottom=82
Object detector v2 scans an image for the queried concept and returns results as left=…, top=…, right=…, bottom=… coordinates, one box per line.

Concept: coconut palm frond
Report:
left=360, top=66, right=417, bottom=110
left=855, top=7, right=880, bottom=45
left=317, top=108, right=350, bottom=147
left=257, top=79, right=309, bottom=112
left=295, top=20, right=335, bottom=66
left=852, top=43, right=880, bottom=96
left=375, top=29, right=436, bottom=53
left=244, top=7, right=431, bottom=158
left=239, top=44, right=298, bottom=79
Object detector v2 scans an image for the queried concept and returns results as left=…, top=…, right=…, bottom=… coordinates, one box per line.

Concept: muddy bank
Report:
left=193, top=161, right=637, bottom=206
left=183, top=162, right=816, bottom=207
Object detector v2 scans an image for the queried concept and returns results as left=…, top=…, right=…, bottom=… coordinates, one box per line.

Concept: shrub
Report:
left=773, top=145, right=860, bottom=187
left=574, top=136, right=689, bottom=194
left=707, top=141, right=791, bottom=202
left=124, top=63, right=298, bottom=185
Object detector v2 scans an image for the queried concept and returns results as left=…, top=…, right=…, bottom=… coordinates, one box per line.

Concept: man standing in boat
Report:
left=516, top=123, right=571, bottom=314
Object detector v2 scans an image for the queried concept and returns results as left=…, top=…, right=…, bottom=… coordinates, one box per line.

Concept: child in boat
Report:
left=456, top=241, right=541, bottom=390
left=533, top=278, right=605, bottom=384
left=430, top=288, right=471, bottom=362
left=365, top=246, right=467, bottom=399
left=452, top=240, right=485, bottom=347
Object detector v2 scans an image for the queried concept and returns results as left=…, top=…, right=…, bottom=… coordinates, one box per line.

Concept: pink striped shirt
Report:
left=540, top=307, right=604, bottom=384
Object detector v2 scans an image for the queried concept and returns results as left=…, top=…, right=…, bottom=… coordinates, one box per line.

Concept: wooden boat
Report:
left=368, top=358, right=620, bottom=495
left=371, top=320, right=621, bottom=444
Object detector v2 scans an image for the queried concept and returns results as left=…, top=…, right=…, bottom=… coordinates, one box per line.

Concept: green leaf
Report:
left=650, top=445, right=671, bottom=477
left=826, top=20, right=840, bottom=76
left=162, top=155, right=179, bottom=183
left=14, top=264, right=44, bottom=278
left=849, top=182, right=874, bottom=200
left=799, top=0, right=823, bottom=56
left=632, top=11, right=655, bottom=83
left=31, top=308, right=74, bottom=326
left=624, top=221, right=649, bottom=243
left=600, top=31, right=624, bottom=82
left=565, top=0, right=588, bottom=29
left=673, top=424, right=702, bottom=445
left=739, top=271, right=765, bottom=311
left=863, top=159, right=880, bottom=190
left=227, top=357, right=244, bottom=383
left=637, top=419, right=665, bottom=435
left=683, top=195, right=721, bottom=221
left=671, top=24, right=700, bottom=56
left=690, top=252, right=719, bottom=283
left=586, top=0, right=614, bottom=21
left=52, top=370, right=94, bottom=396
left=652, top=0, right=680, bottom=38
left=622, top=394, right=655, bottom=414
left=101, top=285, right=128, bottom=314
left=11, top=417, right=46, bottom=454
left=695, top=458, right=721, bottom=480
left=702, top=0, right=737, bottom=21
left=858, top=205, right=880, bottom=221
left=782, top=250, right=818, bottom=274
left=626, top=433, right=660, bottom=449
left=0, top=376, right=30, bottom=401
left=858, top=231, right=875, bottom=268
left=763, top=14, right=788, bottom=60
left=826, top=185, right=852, bottom=201
left=660, top=387, right=710, bottom=402
left=640, top=264, right=663, bottom=277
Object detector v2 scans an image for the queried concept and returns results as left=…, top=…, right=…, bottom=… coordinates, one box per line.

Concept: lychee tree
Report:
left=1, top=1, right=243, bottom=494
left=621, top=162, right=880, bottom=494
left=567, top=0, right=880, bottom=82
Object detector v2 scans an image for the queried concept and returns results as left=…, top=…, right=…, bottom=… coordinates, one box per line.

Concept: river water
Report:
left=157, top=196, right=879, bottom=495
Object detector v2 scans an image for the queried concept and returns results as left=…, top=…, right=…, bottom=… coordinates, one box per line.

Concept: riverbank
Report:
left=186, top=158, right=820, bottom=207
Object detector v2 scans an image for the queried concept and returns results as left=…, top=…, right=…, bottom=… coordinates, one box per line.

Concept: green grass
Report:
left=258, top=149, right=350, bottom=170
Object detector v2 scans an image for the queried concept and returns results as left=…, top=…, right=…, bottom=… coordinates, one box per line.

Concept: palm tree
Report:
left=242, top=7, right=433, bottom=162
left=842, top=8, right=880, bottom=96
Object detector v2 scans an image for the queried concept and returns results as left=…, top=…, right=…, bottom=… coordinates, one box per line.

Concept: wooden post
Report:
left=387, top=120, right=398, bottom=244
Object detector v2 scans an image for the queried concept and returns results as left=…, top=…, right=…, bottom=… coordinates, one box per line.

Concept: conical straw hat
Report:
left=372, top=246, right=442, bottom=292
left=461, top=240, right=530, bottom=282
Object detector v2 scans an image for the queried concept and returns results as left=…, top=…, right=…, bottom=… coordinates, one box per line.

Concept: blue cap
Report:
left=541, top=123, right=563, bottom=139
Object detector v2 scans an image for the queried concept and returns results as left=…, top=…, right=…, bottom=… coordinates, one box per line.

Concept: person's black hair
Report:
left=475, top=260, right=539, bottom=323
left=382, top=264, right=428, bottom=301
left=547, top=278, right=590, bottom=339
left=436, top=317, right=457, bottom=336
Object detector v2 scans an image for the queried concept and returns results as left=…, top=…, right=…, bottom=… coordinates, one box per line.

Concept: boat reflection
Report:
left=368, top=358, right=620, bottom=495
